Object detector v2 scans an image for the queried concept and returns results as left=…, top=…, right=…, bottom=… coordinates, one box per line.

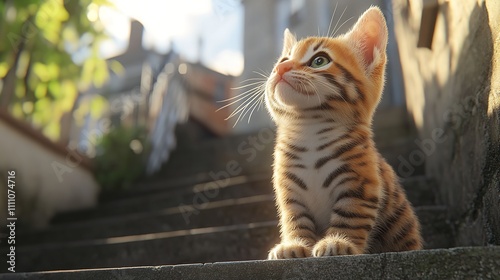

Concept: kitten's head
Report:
left=265, top=6, right=388, bottom=125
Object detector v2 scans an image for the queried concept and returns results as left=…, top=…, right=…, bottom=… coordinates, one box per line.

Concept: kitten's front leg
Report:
left=268, top=194, right=318, bottom=259
left=312, top=181, right=380, bottom=257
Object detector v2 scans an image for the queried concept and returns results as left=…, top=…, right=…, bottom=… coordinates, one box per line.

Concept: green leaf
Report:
left=89, top=95, right=108, bottom=119
left=47, top=63, right=60, bottom=80
left=0, top=62, right=9, bottom=78
left=33, top=63, right=50, bottom=82
left=34, top=83, right=47, bottom=99
left=34, top=97, right=51, bottom=114
left=48, top=80, right=62, bottom=99
left=93, top=59, right=109, bottom=87
left=43, top=121, right=60, bottom=141
left=59, top=80, right=77, bottom=111
left=109, top=60, right=124, bottom=76
left=73, top=99, right=90, bottom=125
left=15, top=80, right=26, bottom=99
left=80, top=56, right=96, bottom=88
left=22, top=101, right=34, bottom=115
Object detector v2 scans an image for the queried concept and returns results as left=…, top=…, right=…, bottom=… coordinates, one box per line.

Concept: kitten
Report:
left=264, top=7, right=423, bottom=259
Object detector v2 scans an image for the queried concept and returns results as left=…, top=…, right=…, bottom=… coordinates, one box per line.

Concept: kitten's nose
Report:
left=275, top=60, right=294, bottom=76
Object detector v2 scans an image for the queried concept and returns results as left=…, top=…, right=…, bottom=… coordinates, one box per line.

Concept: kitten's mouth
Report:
left=277, top=77, right=294, bottom=88
left=275, top=78, right=314, bottom=97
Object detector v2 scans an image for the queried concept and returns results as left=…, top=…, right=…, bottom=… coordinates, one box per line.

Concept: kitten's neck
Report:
left=277, top=116, right=374, bottom=146
left=276, top=112, right=371, bottom=132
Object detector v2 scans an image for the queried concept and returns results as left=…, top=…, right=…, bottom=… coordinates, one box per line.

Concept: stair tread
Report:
left=51, top=174, right=272, bottom=223
left=19, top=195, right=277, bottom=244
left=100, top=172, right=272, bottom=203
left=2, top=247, right=498, bottom=279
left=18, top=194, right=448, bottom=245
left=10, top=204, right=453, bottom=272
left=51, top=175, right=438, bottom=224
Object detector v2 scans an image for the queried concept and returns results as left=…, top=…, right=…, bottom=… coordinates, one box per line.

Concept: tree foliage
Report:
left=0, top=0, right=112, bottom=140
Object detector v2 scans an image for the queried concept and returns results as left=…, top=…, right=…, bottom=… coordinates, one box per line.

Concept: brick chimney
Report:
left=127, top=20, right=144, bottom=53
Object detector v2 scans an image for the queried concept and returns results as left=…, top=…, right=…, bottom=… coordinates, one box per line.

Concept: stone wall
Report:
left=393, top=0, right=500, bottom=246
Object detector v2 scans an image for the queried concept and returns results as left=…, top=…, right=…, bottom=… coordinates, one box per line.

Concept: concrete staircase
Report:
left=1, top=109, right=499, bottom=278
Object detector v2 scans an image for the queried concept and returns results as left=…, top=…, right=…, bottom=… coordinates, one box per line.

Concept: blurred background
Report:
left=0, top=0, right=499, bottom=273
left=0, top=0, right=400, bottom=226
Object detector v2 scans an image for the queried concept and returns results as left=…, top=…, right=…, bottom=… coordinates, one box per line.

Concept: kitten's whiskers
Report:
left=218, top=78, right=266, bottom=126
left=332, top=16, right=354, bottom=37
left=253, top=70, right=271, bottom=79
left=246, top=93, right=265, bottom=123
left=233, top=87, right=264, bottom=126
left=227, top=86, right=263, bottom=118
left=330, top=6, right=348, bottom=37
left=326, top=2, right=339, bottom=37
left=216, top=86, right=262, bottom=111
left=230, top=80, right=267, bottom=91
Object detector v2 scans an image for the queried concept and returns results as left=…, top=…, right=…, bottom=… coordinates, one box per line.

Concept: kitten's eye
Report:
left=309, top=55, right=331, bottom=68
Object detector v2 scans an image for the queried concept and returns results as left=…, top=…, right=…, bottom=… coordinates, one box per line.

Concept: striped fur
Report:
left=265, top=7, right=423, bottom=259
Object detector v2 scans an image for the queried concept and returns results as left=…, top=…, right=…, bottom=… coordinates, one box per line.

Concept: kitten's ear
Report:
left=345, top=7, right=388, bottom=70
left=282, top=28, right=297, bottom=56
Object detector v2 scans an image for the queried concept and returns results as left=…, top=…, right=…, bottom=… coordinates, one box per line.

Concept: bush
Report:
left=93, top=126, right=150, bottom=192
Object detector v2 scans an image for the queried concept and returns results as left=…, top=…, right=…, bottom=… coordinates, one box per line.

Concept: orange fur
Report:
left=265, top=7, right=422, bottom=259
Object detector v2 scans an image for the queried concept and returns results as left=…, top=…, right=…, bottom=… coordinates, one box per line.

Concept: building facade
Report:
left=233, top=0, right=404, bottom=133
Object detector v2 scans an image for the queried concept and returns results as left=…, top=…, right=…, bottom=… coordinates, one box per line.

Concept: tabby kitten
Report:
left=265, top=7, right=423, bottom=259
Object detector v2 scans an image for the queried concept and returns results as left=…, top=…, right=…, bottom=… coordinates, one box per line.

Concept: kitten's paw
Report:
left=312, top=234, right=362, bottom=257
left=268, top=242, right=312, bottom=259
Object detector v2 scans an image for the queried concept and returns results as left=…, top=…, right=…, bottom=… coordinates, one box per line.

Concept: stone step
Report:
left=99, top=168, right=274, bottom=204
left=20, top=195, right=277, bottom=245
left=52, top=173, right=272, bottom=224
left=2, top=247, right=498, bottom=279
left=51, top=175, right=438, bottom=225
left=9, top=221, right=278, bottom=272
left=151, top=132, right=275, bottom=181
left=8, top=205, right=452, bottom=272
left=19, top=193, right=449, bottom=246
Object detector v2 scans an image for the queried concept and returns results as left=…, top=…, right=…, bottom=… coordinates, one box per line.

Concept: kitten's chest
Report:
left=279, top=124, right=348, bottom=230
left=286, top=124, right=347, bottom=172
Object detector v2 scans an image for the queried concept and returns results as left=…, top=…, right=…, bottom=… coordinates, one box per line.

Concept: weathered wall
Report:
left=0, top=114, right=99, bottom=228
left=393, top=0, right=500, bottom=245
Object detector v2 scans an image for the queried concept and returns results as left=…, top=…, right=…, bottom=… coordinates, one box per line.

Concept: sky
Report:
left=98, top=0, right=244, bottom=76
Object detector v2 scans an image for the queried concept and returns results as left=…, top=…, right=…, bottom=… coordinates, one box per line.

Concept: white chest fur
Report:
left=278, top=121, right=350, bottom=233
